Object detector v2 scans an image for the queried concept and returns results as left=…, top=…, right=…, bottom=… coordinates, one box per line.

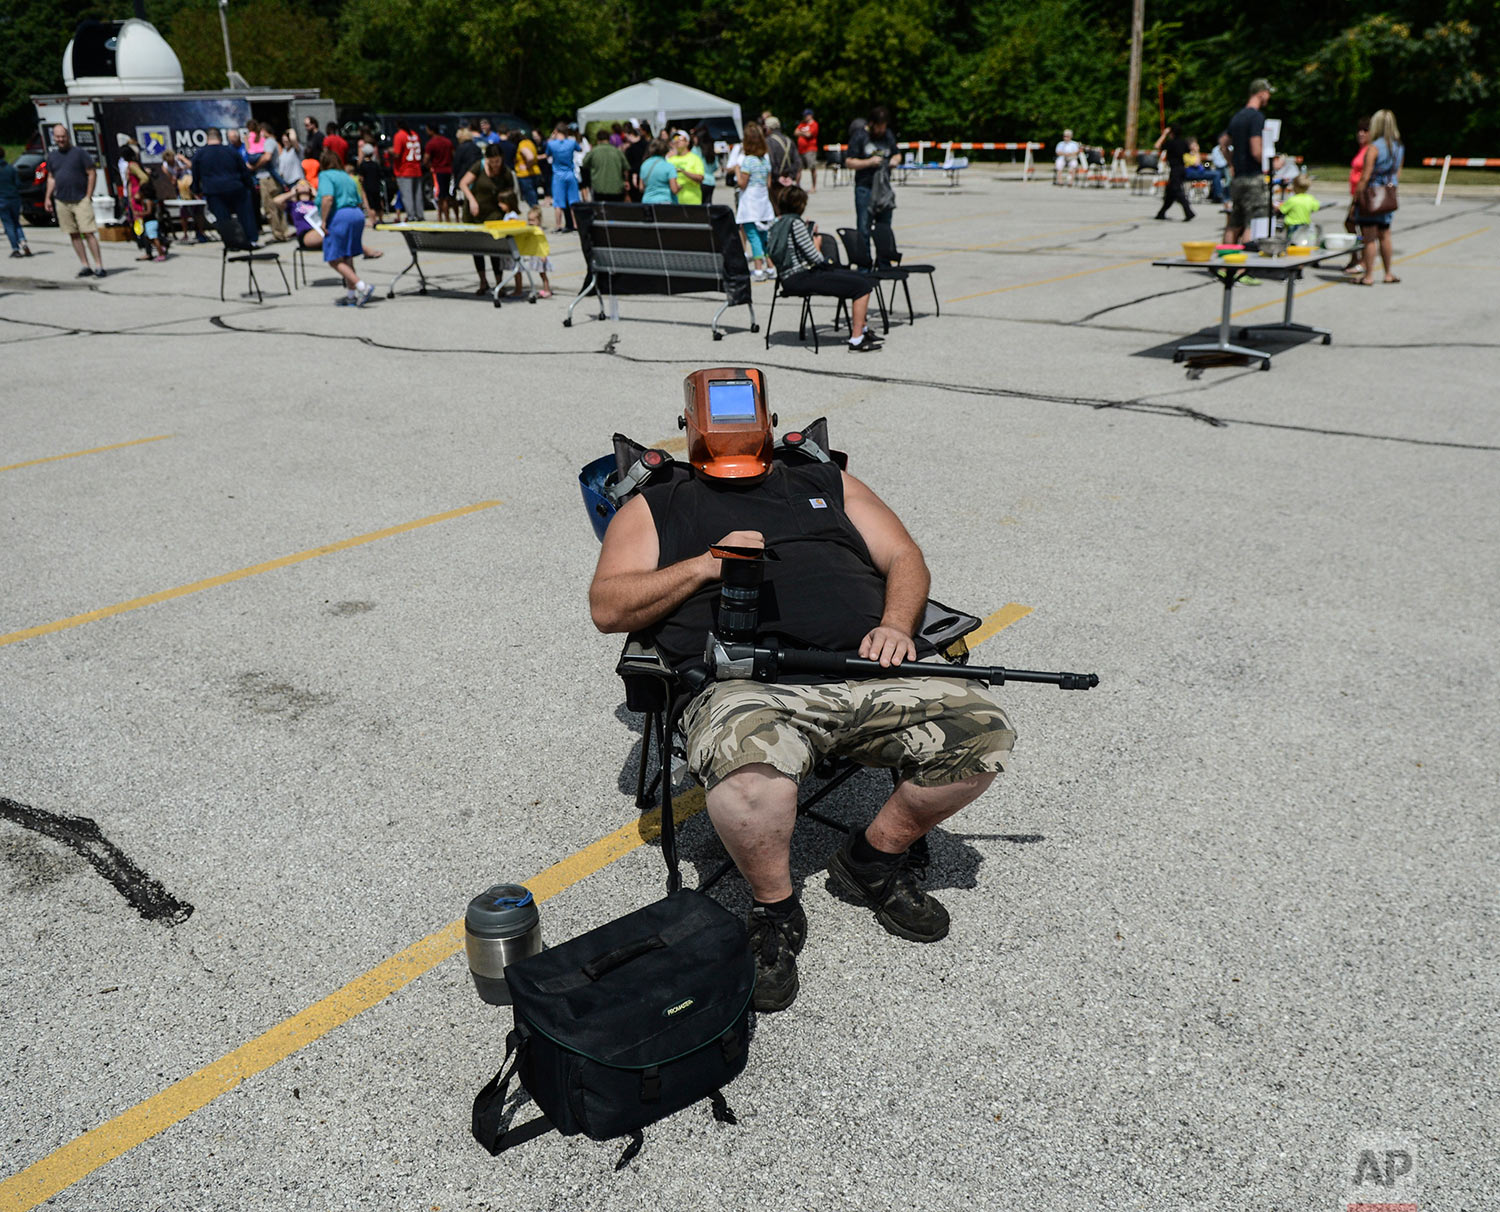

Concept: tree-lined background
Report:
left=3, top=0, right=1496, bottom=160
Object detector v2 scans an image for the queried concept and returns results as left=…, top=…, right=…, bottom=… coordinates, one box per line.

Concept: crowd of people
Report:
left=1113, top=79, right=1407, bottom=288
left=30, top=100, right=914, bottom=326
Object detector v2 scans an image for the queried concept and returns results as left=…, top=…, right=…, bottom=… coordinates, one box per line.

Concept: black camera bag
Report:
left=471, top=888, right=754, bottom=1166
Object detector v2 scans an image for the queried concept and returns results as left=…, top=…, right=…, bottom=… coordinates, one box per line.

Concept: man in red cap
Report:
left=589, top=369, right=1015, bottom=1013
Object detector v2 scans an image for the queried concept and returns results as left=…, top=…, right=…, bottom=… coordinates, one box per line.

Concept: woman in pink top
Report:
left=1342, top=118, right=1371, bottom=274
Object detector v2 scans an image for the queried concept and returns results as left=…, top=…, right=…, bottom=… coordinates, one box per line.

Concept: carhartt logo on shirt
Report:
left=808, top=497, right=827, bottom=509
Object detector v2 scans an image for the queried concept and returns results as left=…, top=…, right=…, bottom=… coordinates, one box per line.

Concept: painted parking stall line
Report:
left=0, top=434, right=174, bottom=474
left=0, top=501, right=502, bottom=649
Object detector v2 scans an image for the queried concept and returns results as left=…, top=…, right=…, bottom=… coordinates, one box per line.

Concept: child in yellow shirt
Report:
left=1278, top=175, right=1321, bottom=243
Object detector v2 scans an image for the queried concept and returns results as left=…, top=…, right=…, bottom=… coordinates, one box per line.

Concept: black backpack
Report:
left=471, top=888, right=755, bottom=1167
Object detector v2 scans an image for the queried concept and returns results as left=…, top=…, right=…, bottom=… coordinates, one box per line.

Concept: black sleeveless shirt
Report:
left=641, top=462, right=887, bottom=670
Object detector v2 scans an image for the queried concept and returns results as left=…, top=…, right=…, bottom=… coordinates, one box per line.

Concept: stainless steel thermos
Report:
left=464, top=884, right=543, bottom=1005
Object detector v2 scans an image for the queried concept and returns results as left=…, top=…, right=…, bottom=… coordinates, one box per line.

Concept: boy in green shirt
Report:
left=1278, top=175, right=1321, bottom=243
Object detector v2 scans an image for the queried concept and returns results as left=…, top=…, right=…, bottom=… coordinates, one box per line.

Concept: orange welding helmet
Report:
left=680, top=367, right=776, bottom=481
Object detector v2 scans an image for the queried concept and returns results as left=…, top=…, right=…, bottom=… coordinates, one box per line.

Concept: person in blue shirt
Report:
left=315, top=149, right=374, bottom=306
left=192, top=128, right=259, bottom=245
left=0, top=147, right=31, bottom=256
left=638, top=136, right=676, bottom=204
left=545, top=122, right=581, bottom=233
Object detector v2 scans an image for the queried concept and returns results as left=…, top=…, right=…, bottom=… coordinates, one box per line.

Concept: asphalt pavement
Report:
left=2, top=169, right=1496, bottom=1211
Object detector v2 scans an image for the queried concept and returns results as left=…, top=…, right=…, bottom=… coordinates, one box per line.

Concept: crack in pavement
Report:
left=1, top=796, right=194, bottom=925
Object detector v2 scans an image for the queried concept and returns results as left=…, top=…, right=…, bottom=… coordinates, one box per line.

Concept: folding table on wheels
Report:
left=1152, top=248, right=1349, bottom=370
left=374, top=220, right=545, bottom=307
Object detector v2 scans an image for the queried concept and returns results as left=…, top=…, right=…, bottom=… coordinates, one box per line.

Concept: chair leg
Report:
left=764, top=288, right=778, bottom=350
left=927, top=272, right=940, bottom=317
left=635, top=710, right=655, bottom=810
left=901, top=277, right=915, bottom=325
left=873, top=280, right=890, bottom=334
left=656, top=708, right=681, bottom=894
left=807, top=299, right=819, bottom=354
left=797, top=296, right=810, bottom=341
left=246, top=262, right=263, bottom=305
left=835, top=298, right=850, bottom=331
left=275, top=259, right=290, bottom=297
left=219, top=254, right=227, bottom=303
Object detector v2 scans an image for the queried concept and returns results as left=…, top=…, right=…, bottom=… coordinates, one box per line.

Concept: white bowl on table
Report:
left=1323, top=233, right=1357, bottom=251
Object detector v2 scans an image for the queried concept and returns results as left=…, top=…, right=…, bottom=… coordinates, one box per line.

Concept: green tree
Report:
left=0, top=0, right=108, bottom=139
left=334, top=0, right=629, bottom=123
left=164, top=0, right=351, bottom=93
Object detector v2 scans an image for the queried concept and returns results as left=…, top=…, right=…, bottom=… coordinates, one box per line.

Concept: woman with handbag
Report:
left=1353, top=109, right=1404, bottom=286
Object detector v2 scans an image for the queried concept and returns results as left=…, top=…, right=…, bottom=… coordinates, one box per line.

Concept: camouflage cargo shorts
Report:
left=682, top=677, right=1017, bottom=790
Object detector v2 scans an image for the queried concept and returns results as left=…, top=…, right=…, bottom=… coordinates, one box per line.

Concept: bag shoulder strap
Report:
left=471, top=1030, right=553, bottom=1156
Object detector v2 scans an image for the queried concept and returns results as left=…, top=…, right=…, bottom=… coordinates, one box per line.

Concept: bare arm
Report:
left=590, top=495, right=745, bottom=634
left=841, top=471, right=930, bottom=665
left=1248, top=134, right=1263, bottom=168
left=1217, top=133, right=1231, bottom=171
left=459, top=169, right=479, bottom=216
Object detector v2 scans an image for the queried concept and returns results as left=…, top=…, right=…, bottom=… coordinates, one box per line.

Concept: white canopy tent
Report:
left=576, top=77, right=741, bottom=135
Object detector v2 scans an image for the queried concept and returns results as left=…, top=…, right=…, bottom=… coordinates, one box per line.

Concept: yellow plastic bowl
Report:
left=1220, top=252, right=1248, bottom=264
left=1287, top=244, right=1313, bottom=256
left=1182, top=241, right=1216, bottom=262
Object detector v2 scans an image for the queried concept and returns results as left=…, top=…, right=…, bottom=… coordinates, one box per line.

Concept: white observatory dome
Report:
left=63, top=19, right=185, bottom=96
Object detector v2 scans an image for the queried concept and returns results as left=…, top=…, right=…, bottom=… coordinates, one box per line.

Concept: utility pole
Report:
left=1125, top=0, right=1144, bottom=156
left=218, top=0, right=250, bottom=89
left=218, top=0, right=235, bottom=84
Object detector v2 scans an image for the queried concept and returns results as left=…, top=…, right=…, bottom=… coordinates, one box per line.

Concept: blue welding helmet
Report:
left=579, top=453, right=619, bottom=542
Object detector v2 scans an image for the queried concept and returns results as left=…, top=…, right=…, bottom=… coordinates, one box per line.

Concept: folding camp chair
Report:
left=218, top=217, right=289, bottom=304
left=618, top=603, right=979, bottom=891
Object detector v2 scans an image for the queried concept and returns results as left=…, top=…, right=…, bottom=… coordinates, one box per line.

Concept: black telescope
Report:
left=705, top=544, right=1099, bottom=691
left=705, top=636, right=1098, bottom=690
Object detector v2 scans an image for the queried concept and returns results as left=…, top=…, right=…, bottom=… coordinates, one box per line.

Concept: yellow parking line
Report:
left=947, top=258, right=1152, bottom=304
left=1230, top=226, right=1491, bottom=318
left=0, top=501, right=500, bottom=649
left=965, top=602, right=1032, bottom=646
left=0, top=435, right=173, bottom=474
left=0, top=791, right=705, bottom=1212
left=0, top=602, right=1031, bottom=1210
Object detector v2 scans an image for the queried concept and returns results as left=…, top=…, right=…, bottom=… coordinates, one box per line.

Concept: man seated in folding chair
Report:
left=589, top=369, right=1016, bottom=1012
left=768, top=187, right=883, bottom=353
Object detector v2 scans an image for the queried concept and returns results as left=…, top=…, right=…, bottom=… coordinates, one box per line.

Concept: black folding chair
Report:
left=218, top=216, right=288, bottom=304
left=872, top=225, right=939, bottom=318
left=762, top=234, right=854, bottom=354
left=763, top=274, right=828, bottom=353
left=836, top=228, right=902, bottom=331
left=291, top=243, right=311, bottom=288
